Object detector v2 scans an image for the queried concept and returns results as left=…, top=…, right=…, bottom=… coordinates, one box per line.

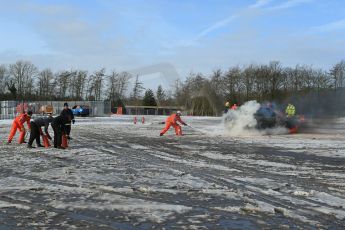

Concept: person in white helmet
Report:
left=160, top=111, right=187, bottom=136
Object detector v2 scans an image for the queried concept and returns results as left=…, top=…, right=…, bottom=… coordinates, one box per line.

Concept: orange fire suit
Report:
left=8, top=113, right=31, bottom=143
left=160, top=114, right=186, bottom=136
left=230, top=104, right=238, bottom=110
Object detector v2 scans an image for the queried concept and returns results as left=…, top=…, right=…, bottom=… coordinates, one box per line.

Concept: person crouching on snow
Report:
left=160, top=111, right=187, bottom=136
left=7, top=111, right=32, bottom=144
left=27, top=114, right=53, bottom=148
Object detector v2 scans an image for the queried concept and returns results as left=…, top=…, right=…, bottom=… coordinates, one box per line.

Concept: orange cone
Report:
left=42, top=135, right=51, bottom=148
left=19, top=131, right=26, bottom=144
left=289, top=127, right=298, bottom=134
left=61, top=134, right=68, bottom=148
left=141, top=117, right=145, bottom=124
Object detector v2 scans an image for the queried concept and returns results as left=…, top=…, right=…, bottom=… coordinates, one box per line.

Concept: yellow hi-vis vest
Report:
left=286, top=104, right=296, bottom=116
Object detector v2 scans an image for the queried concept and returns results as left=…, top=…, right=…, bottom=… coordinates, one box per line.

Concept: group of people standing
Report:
left=224, top=101, right=238, bottom=113
left=224, top=100, right=296, bottom=117
left=6, top=102, right=188, bottom=148
left=7, top=103, right=75, bottom=149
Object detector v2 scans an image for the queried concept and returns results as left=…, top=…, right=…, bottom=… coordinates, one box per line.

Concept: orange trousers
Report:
left=160, top=122, right=182, bottom=136
left=8, top=122, right=26, bottom=143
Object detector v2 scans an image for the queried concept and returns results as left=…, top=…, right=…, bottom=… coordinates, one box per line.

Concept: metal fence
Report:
left=124, top=106, right=182, bottom=116
left=0, top=101, right=17, bottom=119
left=0, top=100, right=112, bottom=119
left=0, top=101, right=185, bottom=119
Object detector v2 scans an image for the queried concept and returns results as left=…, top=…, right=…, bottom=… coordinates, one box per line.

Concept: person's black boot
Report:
left=27, top=144, right=35, bottom=148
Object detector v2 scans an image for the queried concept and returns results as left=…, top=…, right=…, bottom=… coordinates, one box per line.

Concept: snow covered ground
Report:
left=0, top=115, right=344, bottom=229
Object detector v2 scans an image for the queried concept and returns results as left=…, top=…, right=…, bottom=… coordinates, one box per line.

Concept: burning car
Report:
left=254, top=103, right=305, bottom=133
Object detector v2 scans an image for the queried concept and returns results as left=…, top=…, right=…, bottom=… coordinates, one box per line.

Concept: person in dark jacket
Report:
left=60, top=102, right=75, bottom=139
left=51, top=115, right=70, bottom=149
left=27, top=115, right=53, bottom=148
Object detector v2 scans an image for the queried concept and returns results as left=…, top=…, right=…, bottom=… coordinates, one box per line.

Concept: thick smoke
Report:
left=282, top=88, right=345, bottom=131
left=222, top=100, right=289, bottom=136
left=285, top=88, right=345, bottom=118
left=223, top=100, right=260, bottom=136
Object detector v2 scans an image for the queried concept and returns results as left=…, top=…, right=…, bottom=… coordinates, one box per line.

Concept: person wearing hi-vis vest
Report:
left=285, top=103, right=296, bottom=117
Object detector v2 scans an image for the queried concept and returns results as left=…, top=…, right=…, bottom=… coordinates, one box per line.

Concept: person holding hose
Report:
left=160, top=111, right=187, bottom=136
left=7, top=111, right=32, bottom=144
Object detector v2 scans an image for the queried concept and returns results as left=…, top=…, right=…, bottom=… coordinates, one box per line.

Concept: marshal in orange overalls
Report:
left=230, top=104, right=238, bottom=110
left=8, top=113, right=32, bottom=144
left=160, top=113, right=187, bottom=136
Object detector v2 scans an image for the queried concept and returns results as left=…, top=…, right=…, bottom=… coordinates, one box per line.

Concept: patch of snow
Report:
left=0, top=200, right=31, bottom=210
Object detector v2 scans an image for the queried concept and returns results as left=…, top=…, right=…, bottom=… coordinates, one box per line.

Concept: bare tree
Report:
left=6, top=80, right=17, bottom=99
left=242, top=65, right=256, bottom=101
left=0, top=65, right=9, bottom=95
left=9, top=60, right=38, bottom=98
left=156, top=85, right=166, bottom=106
left=85, top=68, right=106, bottom=101
left=313, top=69, right=331, bottom=93
left=56, top=71, right=71, bottom=99
left=68, top=70, right=87, bottom=100
left=108, top=70, right=119, bottom=101
left=85, top=73, right=94, bottom=100
left=37, top=68, right=55, bottom=99
left=173, top=79, right=184, bottom=106
left=130, top=75, right=144, bottom=104
left=210, top=69, right=223, bottom=95
left=118, top=72, right=131, bottom=98
left=330, top=60, right=345, bottom=89
left=68, top=71, right=77, bottom=99
left=75, top=71, right=88, bottom=100
left=108, top=71, right=130, bottom=101
left=267, top=61, right=284, bottom=99
left=222, top=66, right=242, bottom=102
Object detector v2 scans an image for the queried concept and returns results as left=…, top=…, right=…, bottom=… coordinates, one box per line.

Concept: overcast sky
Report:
left=0, top=0, right=344, bottom=89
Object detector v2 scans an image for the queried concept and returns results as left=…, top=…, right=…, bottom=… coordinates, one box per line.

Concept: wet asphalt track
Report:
left=0, top=117, right=344, bottom=229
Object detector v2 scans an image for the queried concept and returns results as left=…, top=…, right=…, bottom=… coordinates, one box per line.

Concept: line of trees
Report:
left=0, top=60, right=172, bottom=109
left=0, top=60, right=344, bottom=115
left=0, top=61, right=134, bottom=103
left=174, top=60, right=345, bottom=115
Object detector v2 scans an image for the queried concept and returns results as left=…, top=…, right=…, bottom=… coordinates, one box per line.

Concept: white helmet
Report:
left=176, top=110, right=182, bottom=115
